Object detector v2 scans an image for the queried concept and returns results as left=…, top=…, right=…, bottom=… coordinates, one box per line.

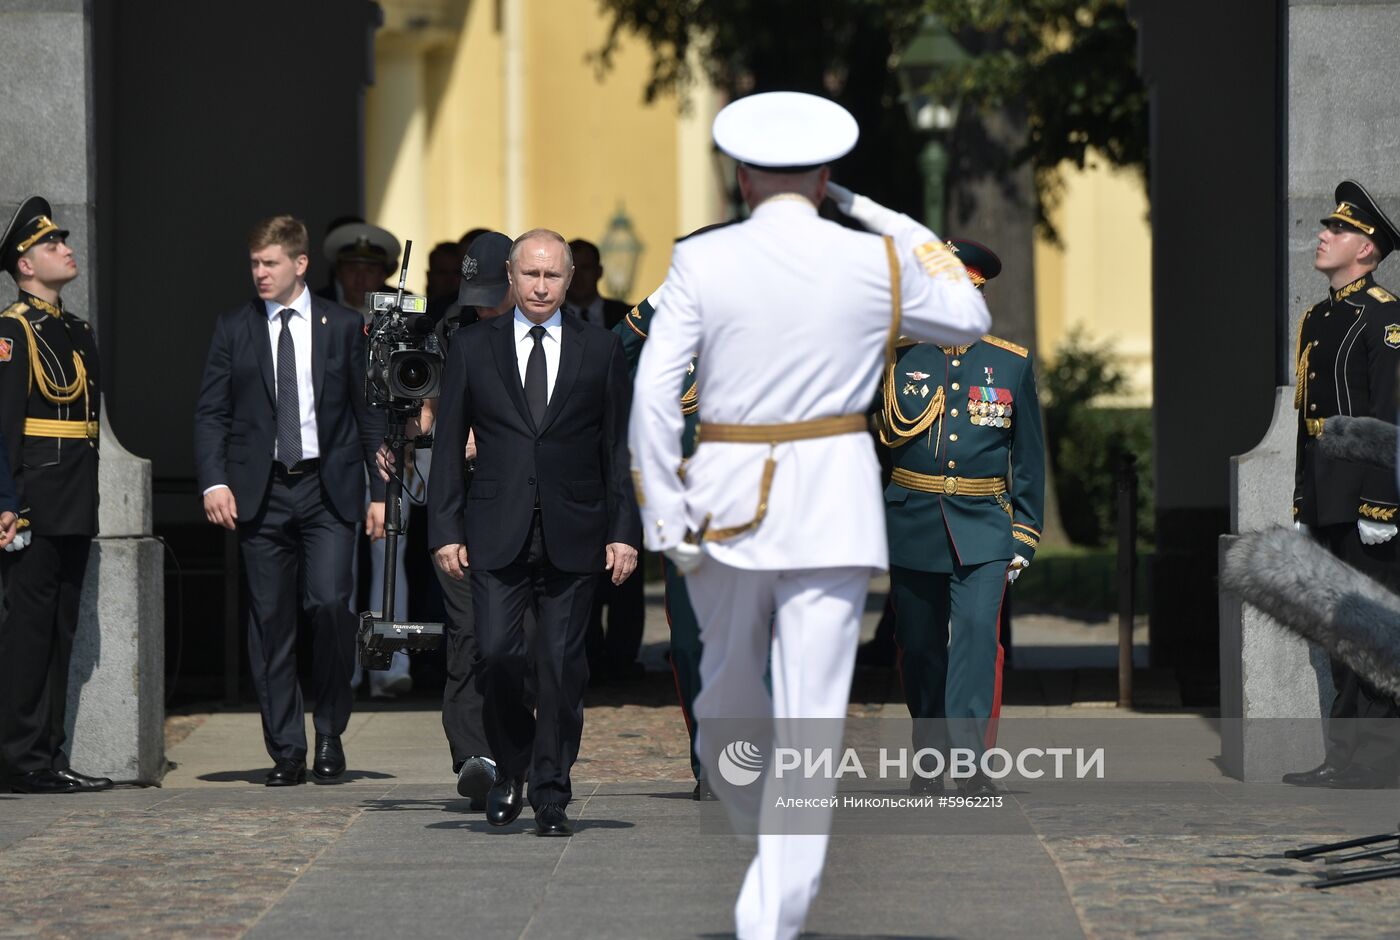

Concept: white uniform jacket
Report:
left=629, top=197, right=990, bottom=571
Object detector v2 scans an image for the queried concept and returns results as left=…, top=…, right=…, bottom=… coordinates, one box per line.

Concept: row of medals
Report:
left=969, top=399, right=1013, bottom=428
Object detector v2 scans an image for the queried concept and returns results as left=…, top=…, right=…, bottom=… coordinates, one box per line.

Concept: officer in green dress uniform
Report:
left=879, top=239, right=1045, bottom=797
left=615, top=289, right=715, bottom=800
left=0, top=197, right=113, bottom=794
left=1283, top=180, right=1400, bottom=790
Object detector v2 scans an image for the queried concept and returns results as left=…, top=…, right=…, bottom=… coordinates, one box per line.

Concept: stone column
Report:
left=1219, top=0, right=1400, bottom=781
left=0, top=0, right=164, bottom=784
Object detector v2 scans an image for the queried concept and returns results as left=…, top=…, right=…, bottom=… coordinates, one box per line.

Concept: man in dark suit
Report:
left=565, top=238, right=644, bottom=683
left=194, top=215, right=386, bottom=787
left=428, top=228, right=639, bottom=836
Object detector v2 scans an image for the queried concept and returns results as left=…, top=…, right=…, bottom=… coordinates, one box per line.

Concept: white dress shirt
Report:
left=513, top=306, right=563, bottom=403
left=265, top=283, right=320, bottom=462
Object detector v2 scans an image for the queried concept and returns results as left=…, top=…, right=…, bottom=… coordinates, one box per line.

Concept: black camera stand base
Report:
left=1285, top=825, right=1400, bottom=888
left=357, top=612, right=445, bottom=670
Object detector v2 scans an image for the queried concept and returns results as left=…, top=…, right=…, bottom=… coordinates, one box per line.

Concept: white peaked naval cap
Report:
left=712, top=91, right=859, bottom=169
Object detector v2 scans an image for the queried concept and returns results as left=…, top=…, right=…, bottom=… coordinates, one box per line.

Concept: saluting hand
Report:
left=203, top=486, right=239, bottom=530
left=605, top=542, right=638, bottom=585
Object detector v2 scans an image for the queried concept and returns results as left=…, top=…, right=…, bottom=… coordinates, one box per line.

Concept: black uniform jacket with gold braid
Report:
left=879, top=335, right=1045, bottom=573
left=1294, top=273, right=1400, bottom=527
left=613, top=294, right=700, bottom=459
left=0, top=291, right=101, bottom=536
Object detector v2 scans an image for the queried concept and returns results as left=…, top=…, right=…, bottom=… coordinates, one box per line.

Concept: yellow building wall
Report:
left=367, top=0, right=721, bottom=302
left=1034, top=158, right=1154, bottom=404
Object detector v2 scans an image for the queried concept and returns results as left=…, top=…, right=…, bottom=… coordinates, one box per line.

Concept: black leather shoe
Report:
left=266, top=759, right=307, bottom=787
left=1281, top=761, right=1345, bottom=788
left=312, top=735, right=345, bottom=780
left=910, top=774, right=945, bottom=795
left=457, top=756, right=496, bottom=803
left=486, top=772, right=525, bottom=827
left=9, top=769, right=79, bottom=794
left=1327, top=765, right=1400, bottom=790
left=956, top=772, right=999, bottom=798
left=535, top=803, right=573, bottom=837
left=692, top=778, right=719, bottom=801
left=54, top=768, right=114, bottom=792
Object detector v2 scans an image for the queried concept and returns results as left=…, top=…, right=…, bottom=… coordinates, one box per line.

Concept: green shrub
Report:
left=1041, top=329, right=1154, bottom=547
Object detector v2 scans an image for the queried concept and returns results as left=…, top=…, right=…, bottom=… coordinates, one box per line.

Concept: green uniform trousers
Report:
left=664, top=557, right=704, bottom=780
left=890, top=560, right=1007, bottom=762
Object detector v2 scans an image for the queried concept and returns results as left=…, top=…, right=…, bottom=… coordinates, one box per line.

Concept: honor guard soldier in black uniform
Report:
left=1285, top=180, right=1400, bottom=790
left=0, top=197, right=111, bottom=794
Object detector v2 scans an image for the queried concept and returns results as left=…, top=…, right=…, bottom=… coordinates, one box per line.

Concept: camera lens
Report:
left=396, top=357, right=430, bottom=392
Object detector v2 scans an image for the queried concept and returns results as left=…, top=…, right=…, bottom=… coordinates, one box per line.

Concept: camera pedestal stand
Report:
left=1286, top=825, right=1400, bottom=888
left=357, top=408, right=444, bottom=669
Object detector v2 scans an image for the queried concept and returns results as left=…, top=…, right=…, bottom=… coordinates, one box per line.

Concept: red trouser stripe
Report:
left=984, top=584, right=1008, bottom=751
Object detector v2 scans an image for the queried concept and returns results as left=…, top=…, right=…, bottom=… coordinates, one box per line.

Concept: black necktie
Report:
left=524, top=324, right=548, bottom=427
left=276, top=309, right=303, bottom=466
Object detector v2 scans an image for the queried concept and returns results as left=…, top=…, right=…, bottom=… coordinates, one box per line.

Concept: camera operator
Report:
left=194, top=215, right=386, bottom=787
left=381, top=231, right=521, bottom=807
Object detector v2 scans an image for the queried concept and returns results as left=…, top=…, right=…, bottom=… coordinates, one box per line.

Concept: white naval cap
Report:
left=323, top=221, right=401, bottom=270
left=712, top=91, right=859, bottom=170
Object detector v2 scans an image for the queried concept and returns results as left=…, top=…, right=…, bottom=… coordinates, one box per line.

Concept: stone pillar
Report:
left=0, top=1, right=164, bottom=783
left=1219, top=389, right=1331, bottom=781
left=1217, top=0, right=1400, bottom=781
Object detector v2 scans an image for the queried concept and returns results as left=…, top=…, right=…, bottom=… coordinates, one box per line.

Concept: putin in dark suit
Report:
left=194, top=215, right=386, bottom=786
left=428, top=228, right=639, bottom=836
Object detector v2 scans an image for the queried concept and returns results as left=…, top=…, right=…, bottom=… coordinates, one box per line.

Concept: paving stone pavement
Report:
left=1, top=597, right=1395, bottom=939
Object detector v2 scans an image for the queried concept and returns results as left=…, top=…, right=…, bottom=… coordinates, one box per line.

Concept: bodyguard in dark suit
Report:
left=194, top=215, right=385, bottom=786
left=1284, top=180, right=1400, bottom=790
left=566, top=238, right=644, bottom=681
left=0, top=196, right=112, bottom=794
left=428, top=228, right=639, bottom=836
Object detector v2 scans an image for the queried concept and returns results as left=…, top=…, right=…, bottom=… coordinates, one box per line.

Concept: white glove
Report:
left=664, top=541, right=705, bottom=576
left=1006, top=553, right=1029, bottom=584
left=1358, top=519, right=1398, bottom=545
left=4, top=529, right=31, bottom=552
left=824, top=182, right=907, bottom=236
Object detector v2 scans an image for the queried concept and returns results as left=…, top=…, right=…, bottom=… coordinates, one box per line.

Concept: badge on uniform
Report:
left=984, top=366, right=994, bottom=384
left=0, top=337, right=10, bottom=362
left=969, top=386, right=1014, bottom=428
left=1387, top=324, right=1400, bottom=349
left=905, top=371, right=929, bottom=381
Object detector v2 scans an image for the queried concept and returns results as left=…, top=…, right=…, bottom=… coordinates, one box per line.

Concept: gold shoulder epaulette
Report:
left=1, top=302, right=30, bottom=320
left=981, top=334, right=1028, bottom=358
left=894, top=336, right=919, bottom=349
left=1369, top=286, right=1396, bottom=303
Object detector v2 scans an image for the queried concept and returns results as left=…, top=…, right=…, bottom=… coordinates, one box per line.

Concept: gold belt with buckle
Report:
left=24, top=418, right=98, bottom=440
left=1305, top=417, right=1326, bottom=438
left=696, top=413, right=869, bottom=445
left=891, top=467, right=1007, bottom=497
left=687, top=413, right=869, bottom=544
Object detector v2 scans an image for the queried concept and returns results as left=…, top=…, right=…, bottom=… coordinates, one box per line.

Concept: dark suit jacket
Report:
left=193, top=291, right=385, bottom=523
left=567, top=298, right=631, bottom=331
left=426, top=312, right=639, bottom=573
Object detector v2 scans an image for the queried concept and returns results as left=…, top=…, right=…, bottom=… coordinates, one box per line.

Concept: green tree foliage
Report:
left=595, top=0, right=1148, bottom=220
left=1040, top=328, right=1153, bottom=546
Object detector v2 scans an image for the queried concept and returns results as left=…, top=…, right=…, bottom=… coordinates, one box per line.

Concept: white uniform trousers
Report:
left=686, top=559, right=870, bottom=940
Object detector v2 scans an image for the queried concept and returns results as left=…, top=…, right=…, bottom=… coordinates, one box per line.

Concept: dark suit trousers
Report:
left=239, top=466, right=357, bottom=761
left=0, top=535, right=90, bottom=775
left=472, top=509, right=596, bottom=808
left=439, top=562, right=538, bottom=770
left=1317, top=523, right=1400, bottom=774
left=586, top=567, right=645, bottom=671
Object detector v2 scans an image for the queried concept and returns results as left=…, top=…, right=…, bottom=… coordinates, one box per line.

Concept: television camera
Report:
left=358, top=240, right=446, bottom=669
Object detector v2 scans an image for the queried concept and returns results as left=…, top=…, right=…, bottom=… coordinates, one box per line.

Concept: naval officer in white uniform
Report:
left=629, top=92, right=992, bottom=940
